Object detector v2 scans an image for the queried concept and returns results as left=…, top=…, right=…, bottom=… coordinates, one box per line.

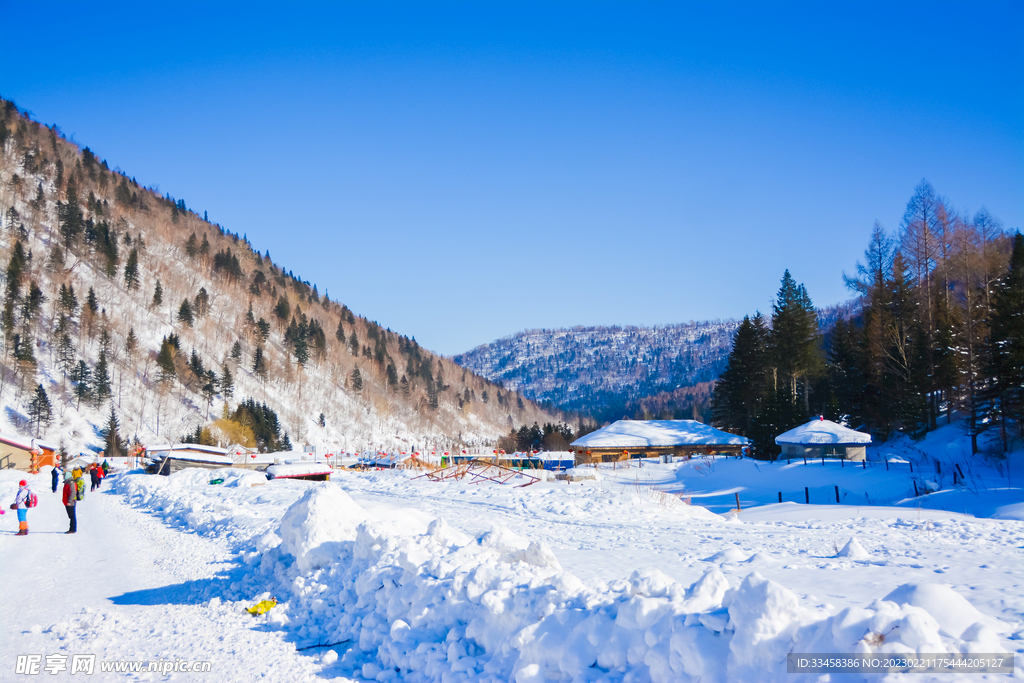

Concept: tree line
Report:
left=712, top=181, right=1022, bottom=457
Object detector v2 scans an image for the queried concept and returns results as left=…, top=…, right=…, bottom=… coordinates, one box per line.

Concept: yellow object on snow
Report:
left=247, top=598, right=277, bottom=616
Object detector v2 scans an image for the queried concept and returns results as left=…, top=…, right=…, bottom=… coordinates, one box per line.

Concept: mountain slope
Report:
left=0, top=98, right=560, bottom=456
left=453, top=321, right=739, bottom=420
left=453, top=302, right=859, bottom=421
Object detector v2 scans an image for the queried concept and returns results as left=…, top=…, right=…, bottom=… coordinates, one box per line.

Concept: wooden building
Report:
left=0, top=432, right=57, bottom=471
left=146, top=443, right=234, bottom=475
left=571, top=420, right=749, bottom=464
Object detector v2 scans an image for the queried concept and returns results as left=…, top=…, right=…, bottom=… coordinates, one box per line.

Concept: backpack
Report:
left=75, top=478, right=85, bottom=501
left=26, top=492, right=38, bottom=508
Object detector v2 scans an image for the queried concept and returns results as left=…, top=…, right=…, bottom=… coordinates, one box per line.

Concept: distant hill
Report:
left=453, top=302, right=858, bottom=422
left=0, top=98, right=561, bottom=456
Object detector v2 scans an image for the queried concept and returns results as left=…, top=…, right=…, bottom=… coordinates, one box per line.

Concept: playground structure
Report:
left=412, top=459, right=541, bottom=487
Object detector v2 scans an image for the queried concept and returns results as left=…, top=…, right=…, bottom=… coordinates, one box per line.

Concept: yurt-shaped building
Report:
left=775, top=417, right=871, bottom=462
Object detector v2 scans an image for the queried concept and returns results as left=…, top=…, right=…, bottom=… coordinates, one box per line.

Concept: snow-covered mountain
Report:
left=0, top=99, right=560, bottom=456
left=453, top=302, right=859, bottom=421
left=453, top=321, right=740, bottom=420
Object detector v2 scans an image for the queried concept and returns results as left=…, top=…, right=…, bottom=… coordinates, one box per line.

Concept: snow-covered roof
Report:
left=774, top=418, right=871, bottom=446
left=147, top=443, right=233, bottom=464
left=571, top=420, right=749, bottom=449
left=0, top=431, right=57, bottom=451
left=147, top=443, right=230, bottom=456
left=266, top=463, right=333, bottom=478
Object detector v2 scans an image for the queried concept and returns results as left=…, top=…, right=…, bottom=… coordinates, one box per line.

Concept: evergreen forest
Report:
left=712, top=182, right=1023, bottom=458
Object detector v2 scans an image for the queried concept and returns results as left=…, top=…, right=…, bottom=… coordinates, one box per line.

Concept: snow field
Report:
left=105, top=468, right=1021, bottom=682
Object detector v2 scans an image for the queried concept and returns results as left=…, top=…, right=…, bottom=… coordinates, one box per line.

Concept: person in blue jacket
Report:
left=51, top=465, right=61, bottom=493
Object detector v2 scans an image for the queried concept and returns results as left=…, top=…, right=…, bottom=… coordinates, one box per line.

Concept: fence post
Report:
left=913, top=480, right=919, bottom=496
left=909, top=461, right=913, bottom=473
left=735, top=492, right=741, bottom=511
left=862, top=458, right=866, bottom=469
left=805, top=486, right=809, bottom=504
left=778, top=491, right=782, bottom=503
left=841, top=457, right=844, bottom=467
left=835, top=485, right=840, bottom=503
left=885, top=458, right=889, bottom=471
left=803, top=455, right=807, bottom=465
left=822, top=455, right=825, bottom=466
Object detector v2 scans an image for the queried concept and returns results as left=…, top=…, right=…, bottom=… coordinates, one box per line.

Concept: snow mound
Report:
left=704, top=547, right=749, bottom=563
left=107, top=469, right=1013, bottom=682
left=882, top=583, right=1005, bottom=638
left=835, top=537, right=870, bottom=560
left=279, top=484, right=368, bottom=573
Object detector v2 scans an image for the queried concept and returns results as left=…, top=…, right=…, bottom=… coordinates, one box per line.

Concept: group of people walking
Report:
left=11, top=461, right=110, bottom=536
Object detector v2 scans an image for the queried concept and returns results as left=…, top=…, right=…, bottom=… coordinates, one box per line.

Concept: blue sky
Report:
left=2, top=2, right=1021, bottom=355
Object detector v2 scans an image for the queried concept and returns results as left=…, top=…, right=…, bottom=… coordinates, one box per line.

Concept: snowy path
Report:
left=0, top=472, right=340, bottom=682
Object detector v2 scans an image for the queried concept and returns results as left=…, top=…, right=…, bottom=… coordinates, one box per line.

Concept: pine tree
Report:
left=987, top=231, right=1024, bottom=448
left=178, top=299, right=194, bottom=327
left=769, top=270, right=821, bottom=410
left=152, top=279, right=163, bottom=307
left=84, top=286, right=98, bottom=327
left=749, top=385, right=805, bottom=459
left=274, top=295, right=290, bottom=322
left=350, top=367, right=363, bottom=392
left=58, top=283, right=78, bottom=315
left=56, top=332, right=75, bottom=378
left=252, top=345, right=268, bottom=381
left=94, top=351, right=111, bottom=402
left=102, top=404, right=126, bottom=457
left=123, top=247, right=139, bottom=290
left=71, top=360, right=91, bottom=409
left=125, top=327, right=138, bottom=359
left=27, top=384, right=52, bottom=437
left=823, top=318, right=865, bottom=427
left=230, top=340, right=242, bottom=362
left=156, top=336, right=177, bottom=382
left=58, top=181, right=83, bottom=249
left=335, top=319, right=345, bottom=344
left=201, top=370, right=218, bottom=416
left=220, top=362, right=234, bottom=399
left=711, top=313, right=770, bottom=435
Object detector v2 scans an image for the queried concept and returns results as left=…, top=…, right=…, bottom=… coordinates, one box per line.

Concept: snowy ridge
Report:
left=107, top=471, right=1013, bottom=682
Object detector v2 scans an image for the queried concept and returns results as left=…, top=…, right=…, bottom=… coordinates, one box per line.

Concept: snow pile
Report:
left=835, top=537, right=870, bottom=560
left=882, top=584, right=1007, bottom=640
left=266, top=462, right=333, bottom=479
left=110, top=468, right=286, bottom=541
left=247, top=491, right=1008, bottom=682
left=277, top=484, right=368, bottom=573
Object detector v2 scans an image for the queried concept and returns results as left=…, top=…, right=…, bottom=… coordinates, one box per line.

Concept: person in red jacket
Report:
left=62, top=471, right=77, bottom=534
